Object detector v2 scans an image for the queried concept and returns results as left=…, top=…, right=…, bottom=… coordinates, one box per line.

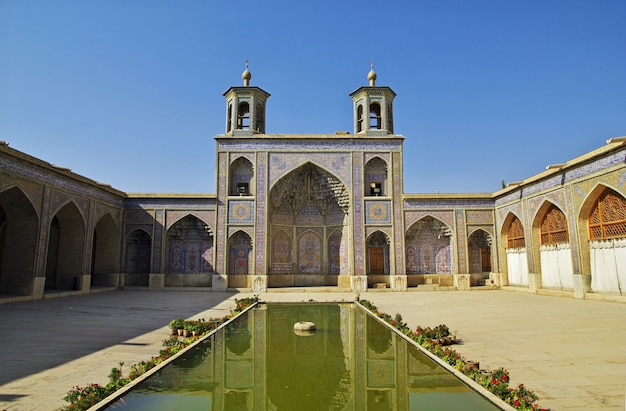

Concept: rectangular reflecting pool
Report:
left=102, top=303, right=503, bottom=410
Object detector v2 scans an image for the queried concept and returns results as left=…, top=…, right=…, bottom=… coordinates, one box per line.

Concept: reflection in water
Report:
left=106, top=304, right=501, bottom=411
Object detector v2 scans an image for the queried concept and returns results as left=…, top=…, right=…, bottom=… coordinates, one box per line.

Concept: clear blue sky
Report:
left=1, top=0, right=625, bottom=194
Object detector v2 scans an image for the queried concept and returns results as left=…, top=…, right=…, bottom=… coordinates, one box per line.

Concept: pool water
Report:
left=103, top=303, right=502, bottom=410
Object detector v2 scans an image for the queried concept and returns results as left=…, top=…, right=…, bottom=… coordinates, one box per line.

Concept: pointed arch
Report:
left=228, top=230, right=252, bottom=276
left=364, top=156, right=388, bottom=197
left=270, top=229, right=292, bottom=274
left=0, top=187, right=39, bottom=296
left=229, top=156, right=254, bottom=196
left=297, top=230, right=322, bottom=274
left=91, top=213, right=120, bottom=287
left=328, top=229, right=347, bottom=275
left=532, top=201, right=573, bottom=290
left=45, top=201, right=86, bottom=290
left=500, top=212, right=529, bottom=286
left=166, top=214, right=214, bottom=274
left=468, top=229, right=492, bottom=273
left=579, top=184, right=626, bottom=294
left=405, top=216, right=453, bottom=274
left=366, top=230, right=390, bottom=279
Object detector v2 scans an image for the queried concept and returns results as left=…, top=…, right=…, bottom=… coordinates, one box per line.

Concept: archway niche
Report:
left=229, top=157, right=254, bottom=196
left=45, top=202, right=86, bottom=291
left=166, top=215, right=214, bottom=287
left=268, top=162, right=350, bottom=287
left=405, top=216, right=453, bottom=287
left=0, top=187, right=39, bottom=296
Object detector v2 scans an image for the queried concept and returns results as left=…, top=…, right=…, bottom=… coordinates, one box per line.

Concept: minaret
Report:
left=223, top=61, right=270, bottom=136
left=350, top=63, right=396, bottom=136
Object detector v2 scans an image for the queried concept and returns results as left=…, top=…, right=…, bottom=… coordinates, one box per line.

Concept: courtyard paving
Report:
left=0, top=289, right=624, bottom=410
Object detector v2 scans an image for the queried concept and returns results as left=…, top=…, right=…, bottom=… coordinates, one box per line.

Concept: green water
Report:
left=104, top=304, right=501, bottom=410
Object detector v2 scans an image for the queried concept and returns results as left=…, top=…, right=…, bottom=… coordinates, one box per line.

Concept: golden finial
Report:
left=242, top=60, right=251, bottom=86
left=368, top=60, right=377, bottom=86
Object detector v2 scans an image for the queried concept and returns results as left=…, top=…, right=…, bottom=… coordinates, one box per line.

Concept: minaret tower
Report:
left=223, top=61, right=271, bottom=136
left=350, top=63, right=396, bottom=136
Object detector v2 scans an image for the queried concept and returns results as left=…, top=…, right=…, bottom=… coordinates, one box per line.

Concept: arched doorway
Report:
left=228, top=231, right=252, bottom=288
left=367, top=231, right=390, bottom=287
left=468, top=229, right=492, bottom=273
left=0, top=187, right=39, bottom=296
left=267, top=162, right=350, bottom=287
left=125, top=229, right=151, bottom=286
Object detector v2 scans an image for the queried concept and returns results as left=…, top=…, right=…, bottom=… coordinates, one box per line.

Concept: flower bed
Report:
left=62, top=296, right=259, bottom=411
left=358, top=299, right=547, bottom=411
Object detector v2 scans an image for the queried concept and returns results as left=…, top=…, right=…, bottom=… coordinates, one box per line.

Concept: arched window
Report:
left=540, top=205, right=569, bottom=245
left=255, top=103, right=265, bottom=133
left=369, top=102, right=381, bottom=129
left=588, top=188, right=626, bottom=240
left=357, top=105, right=364, bottom=132
left=237, top=102, right=250, bottom=130
left=227, top=104, right=233, bottom=132
left=387, top=103, right=393, bottom=133
left=507, top=216, right=525, bottom=248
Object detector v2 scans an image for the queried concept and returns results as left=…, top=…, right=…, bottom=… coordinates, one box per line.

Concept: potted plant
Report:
left=168, top=319, right=184, bottom=336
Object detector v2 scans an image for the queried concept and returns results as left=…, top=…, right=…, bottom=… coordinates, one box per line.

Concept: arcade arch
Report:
left=533, top=202, right=573, bottom=290
left=0, top=187, right=38, bottom=296
left=45, top=202, right=86, bottom=290
left=91, top=213, right=120, bottom=287
left=579, top=185, right=626, bottom=294
left=501, top=213, right=529, bottom=286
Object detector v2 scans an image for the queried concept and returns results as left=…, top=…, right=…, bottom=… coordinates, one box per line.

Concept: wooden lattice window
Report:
left=507, top=216, right=525, bottom=248
left=588, top=189, right=626, bottom=240
left=540, top=204, right=569, bottom=245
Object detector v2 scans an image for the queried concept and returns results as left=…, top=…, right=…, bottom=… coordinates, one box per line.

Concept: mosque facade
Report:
left=1, top=68, right=625, bottom=303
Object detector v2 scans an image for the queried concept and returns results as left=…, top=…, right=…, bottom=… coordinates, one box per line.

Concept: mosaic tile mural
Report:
left=298, top=231, right=322, bottom=273
left=365, top=201, right=391, bottom=224
left=228, top=201, right=254, bottom=224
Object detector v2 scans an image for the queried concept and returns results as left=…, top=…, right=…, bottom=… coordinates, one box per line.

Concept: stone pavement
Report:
left=0, top=289, right=624, bottom=411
